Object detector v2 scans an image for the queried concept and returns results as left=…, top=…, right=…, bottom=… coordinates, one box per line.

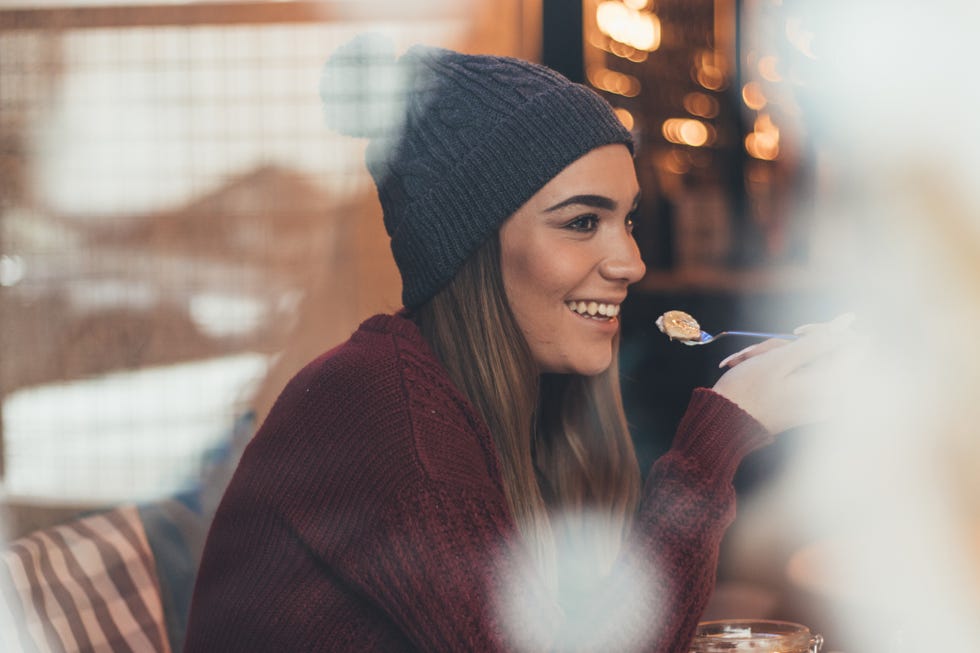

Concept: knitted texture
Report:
left=184, top=315, right=769, bottom=652
left=321, top=38, right=634, bottom=308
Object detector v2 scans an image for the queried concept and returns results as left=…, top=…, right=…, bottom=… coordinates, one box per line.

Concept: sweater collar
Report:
left=359, top=310, right=428, bottom=345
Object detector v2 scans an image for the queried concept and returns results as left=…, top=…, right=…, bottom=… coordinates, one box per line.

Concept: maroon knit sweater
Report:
left=184, top=314, right=768, bottom=652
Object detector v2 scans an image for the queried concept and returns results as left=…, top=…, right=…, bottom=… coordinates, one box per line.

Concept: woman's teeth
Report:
left=565, top=300, right=620, bottom=319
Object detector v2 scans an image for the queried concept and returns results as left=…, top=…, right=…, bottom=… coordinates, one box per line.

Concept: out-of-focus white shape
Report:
left=784, top=1, right=980, bottom=211
left=68, top=279, right=159, bottom=312
left=189, top=292, right=267, bottom=338
left=785, top=17, right=816, bottom=59
left=595, top=2, right=661, bottom=52
left=34, top=67, right=183, bottom=216
left=1, top=353, right=268, bottom=504
left=2, top=207, right=82, bottom=251
left=319, top=32, right=413, bottom=141
left=27, top=20, right=465, bottom=218
left=0, top=255, right=26, bottom=287
left=732, top=3, right=980, bottom=650
left=494, top=508, right=658, bottom=651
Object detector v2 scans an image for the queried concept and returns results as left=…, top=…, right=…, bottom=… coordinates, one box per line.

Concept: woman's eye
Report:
left=625, top=211, right=637, bottom=233
left=565, top=215, right=599, bottom=232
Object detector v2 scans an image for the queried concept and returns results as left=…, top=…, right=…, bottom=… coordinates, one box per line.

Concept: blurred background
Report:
left=1, top=0, right=978, bottom=650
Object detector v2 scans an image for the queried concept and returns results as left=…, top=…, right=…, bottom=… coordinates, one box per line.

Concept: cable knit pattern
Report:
left=184, top=314, right=769, bottom=652
left=320, top=40, right=634, bottom=308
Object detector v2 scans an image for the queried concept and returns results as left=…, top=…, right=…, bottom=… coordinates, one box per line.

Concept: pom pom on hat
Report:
left=319, top=34, right=409, bottom=139
left=320, top=37, right=634, bottom=308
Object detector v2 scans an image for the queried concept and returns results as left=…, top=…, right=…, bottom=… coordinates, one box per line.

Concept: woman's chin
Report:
left=542, top=355, right=612, bottom=377
left=579, top=362, right=612, bottom=377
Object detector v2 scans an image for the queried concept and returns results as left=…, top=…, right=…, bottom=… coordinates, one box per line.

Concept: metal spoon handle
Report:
left=715, top=331, right=797, bottom=340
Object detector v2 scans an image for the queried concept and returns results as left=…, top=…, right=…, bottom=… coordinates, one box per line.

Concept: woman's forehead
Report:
left=531, top=146, right=639, bottom=207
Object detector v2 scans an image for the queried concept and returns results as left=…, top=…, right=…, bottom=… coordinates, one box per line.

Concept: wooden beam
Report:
left=0, top=1, right=464, bottom=31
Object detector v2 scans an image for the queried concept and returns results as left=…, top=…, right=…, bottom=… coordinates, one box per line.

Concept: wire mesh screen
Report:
left=0, top=4, right=463, bottom=515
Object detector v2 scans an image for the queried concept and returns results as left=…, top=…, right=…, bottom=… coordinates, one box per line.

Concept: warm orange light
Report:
left=587, top=66, right=641, bottom=97
left=596, top=1, right=661, bottom=52
left=608, top=40, right=649, bottom=62
left=683, top=92, right=719, bottom=119
left=695, top=68, right=724, bottom=91
left=758, top=55, right=782, bottom=82
left=742, top=81, right=767, bottom=110
left=623, top=0, right=648, bottom=9
left=745, top=133, right=777, bottom=160
left=745, top=113, right=780, bottom=160
left=693, top=49, right=728, bottom=91
left=755, top=113, right=777, bottom=134
left=614, top=107, right=635, bottom=130
left=680, top=120, right=709, bottom=146
left=596, top=2, right=628, bottom=42
left=656, top=149, right=691, bottom=175
left=662, top=118, right=713, bottom=147
left=588, top=32, right=607, bottom=50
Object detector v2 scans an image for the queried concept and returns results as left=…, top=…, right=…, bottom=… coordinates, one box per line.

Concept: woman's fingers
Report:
left=792, top=312, right=856, bottom=336
left=772, top=325, right=854, bottom=375
left=727, top=313, right=856, bottom=370
left=712, top=314, right=860, bottom=434
left=718, top=339, right=786, bottom=368
left=720, top=314, right=856, bottom=369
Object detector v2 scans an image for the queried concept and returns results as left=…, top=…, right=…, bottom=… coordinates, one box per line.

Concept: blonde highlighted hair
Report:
left=414, top=236, right=640, bottom=591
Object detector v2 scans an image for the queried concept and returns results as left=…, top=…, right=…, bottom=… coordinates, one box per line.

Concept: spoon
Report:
left=656, top=310, right=797, bottom=346
left=682, top=329, right=798, bottom=347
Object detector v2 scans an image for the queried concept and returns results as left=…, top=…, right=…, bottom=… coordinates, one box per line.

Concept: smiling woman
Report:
left=183, top=35, right=852, bottom=653
left=500, top=144, right=645, bottom=376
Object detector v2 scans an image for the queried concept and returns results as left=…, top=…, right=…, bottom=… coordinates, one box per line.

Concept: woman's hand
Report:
left=711, top=314, right=857, bottom=434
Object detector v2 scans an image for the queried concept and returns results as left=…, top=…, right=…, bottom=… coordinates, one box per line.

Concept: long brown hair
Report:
left=414, top=235, right=640, bottom=590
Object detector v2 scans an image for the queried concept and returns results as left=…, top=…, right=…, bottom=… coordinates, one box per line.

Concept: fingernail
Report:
left=793, top=323, right=818, bottom=336
left=718, top=345, right=755, bottom=368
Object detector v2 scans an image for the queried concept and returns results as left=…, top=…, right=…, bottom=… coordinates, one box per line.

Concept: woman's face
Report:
left=499, top=144, right=646, bottom=376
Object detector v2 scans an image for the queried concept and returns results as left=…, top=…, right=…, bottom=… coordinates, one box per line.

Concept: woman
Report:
left=184, top=39, right=847, bottom=652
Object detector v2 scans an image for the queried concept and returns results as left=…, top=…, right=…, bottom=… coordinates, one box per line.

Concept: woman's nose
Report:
left=599, top=231, right=646, bottom=284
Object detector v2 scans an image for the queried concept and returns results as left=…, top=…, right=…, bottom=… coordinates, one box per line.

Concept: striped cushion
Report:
left=1, top=504, right=172, bottom=653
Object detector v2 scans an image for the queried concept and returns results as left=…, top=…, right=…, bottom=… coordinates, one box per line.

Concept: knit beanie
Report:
left=320, top=36, right=634, bottom=309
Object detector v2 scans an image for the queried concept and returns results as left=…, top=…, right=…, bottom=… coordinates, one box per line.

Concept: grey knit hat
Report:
left=320, top=36, right=634, bottom=309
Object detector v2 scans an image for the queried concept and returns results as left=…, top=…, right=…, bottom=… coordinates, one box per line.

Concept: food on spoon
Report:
left=656, top=310, right=702, bottom=342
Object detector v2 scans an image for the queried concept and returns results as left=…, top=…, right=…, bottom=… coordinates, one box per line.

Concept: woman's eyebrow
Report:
left=544, top=194, right=616, bottom=212
left=545, top=191, right=642, bottom=213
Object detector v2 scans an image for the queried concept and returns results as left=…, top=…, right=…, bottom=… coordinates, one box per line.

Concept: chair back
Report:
left=1, top=504, right=172, bottom=653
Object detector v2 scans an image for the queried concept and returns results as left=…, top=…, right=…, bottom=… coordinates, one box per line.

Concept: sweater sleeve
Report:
left=581, top=387, right=771, bottom=652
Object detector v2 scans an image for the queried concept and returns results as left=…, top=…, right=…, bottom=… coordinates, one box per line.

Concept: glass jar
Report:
left=689, top=619, right=824, bottom=652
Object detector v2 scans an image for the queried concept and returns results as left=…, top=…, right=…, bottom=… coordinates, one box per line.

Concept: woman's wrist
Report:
left=671, top=388, right=772, bottom=481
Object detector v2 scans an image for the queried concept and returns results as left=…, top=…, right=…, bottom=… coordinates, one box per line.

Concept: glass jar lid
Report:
left=689, top=619, right=824, bottom=652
